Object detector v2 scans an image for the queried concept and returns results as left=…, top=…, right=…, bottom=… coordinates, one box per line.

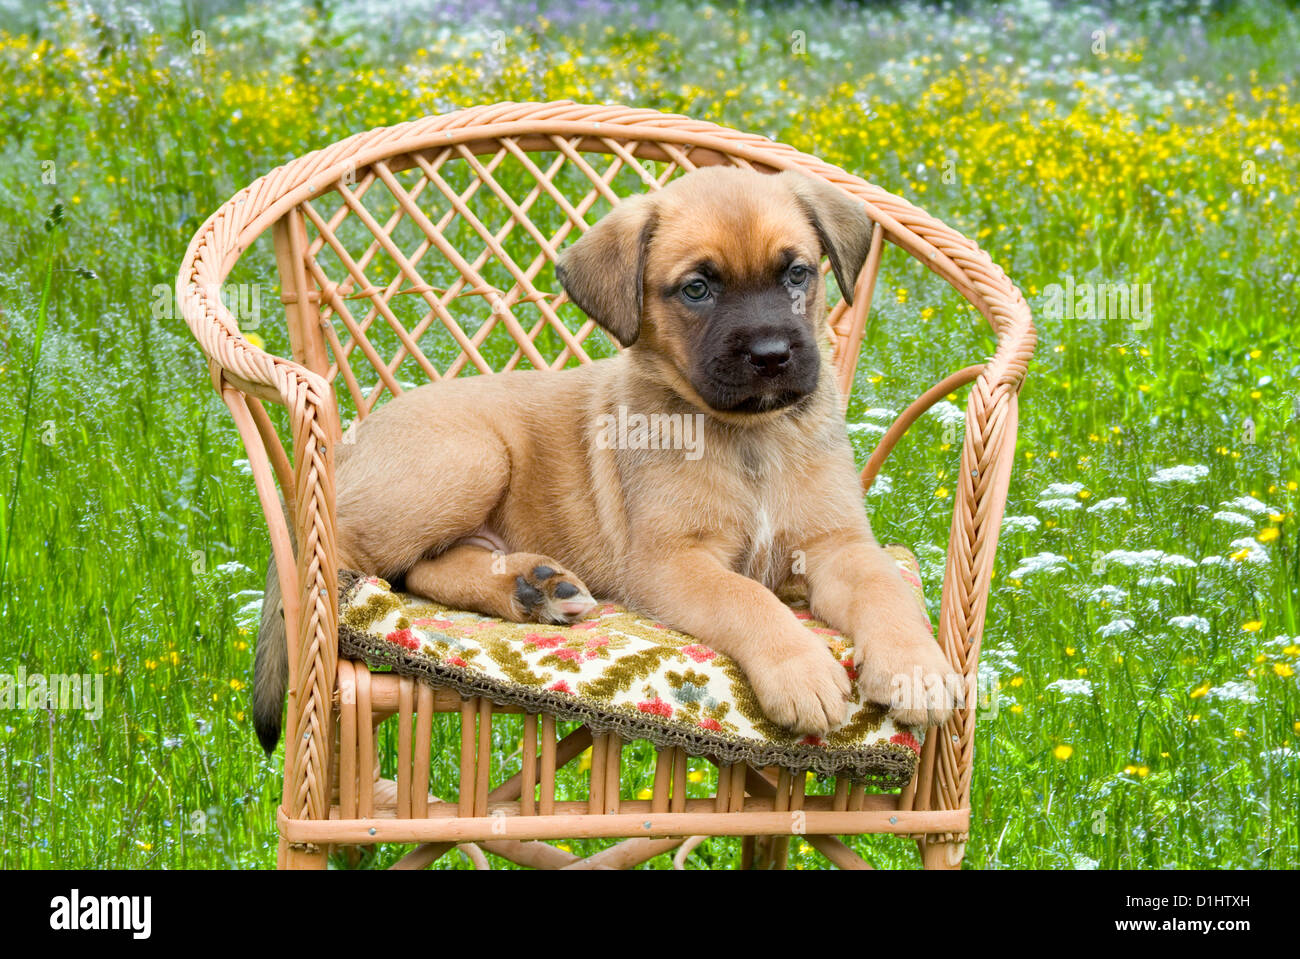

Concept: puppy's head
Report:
left=556, top=166, right=875, bottom=416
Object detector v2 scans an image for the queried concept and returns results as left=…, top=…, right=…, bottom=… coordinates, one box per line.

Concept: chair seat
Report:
left=337, top=545, right=932, bottom=788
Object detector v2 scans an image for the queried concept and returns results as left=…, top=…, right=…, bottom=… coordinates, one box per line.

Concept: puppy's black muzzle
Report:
left=689, top=286, right=819, bottom=413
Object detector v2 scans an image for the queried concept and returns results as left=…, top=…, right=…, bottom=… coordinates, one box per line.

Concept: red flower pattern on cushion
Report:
left=385, top=627, right=419, bottom=650
left=412, top=617, right=455, bottom=630
left=637, top=697, right=673, bottom=717
left=890, top=731, right=921, bottom=754
left=524, top=633, right=564, bottom=649
left=698, top=718, right=723, bottom=731
left=548, top=680, right=572, bottom=694
left=681, top=644, right=717, bottom=662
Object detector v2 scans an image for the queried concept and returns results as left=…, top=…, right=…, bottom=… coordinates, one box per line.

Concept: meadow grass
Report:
left=0, top=0, right=1296, bottom=869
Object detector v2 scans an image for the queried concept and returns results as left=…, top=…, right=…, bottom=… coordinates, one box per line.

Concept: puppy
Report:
left=254, top=167, right=960, bottom=752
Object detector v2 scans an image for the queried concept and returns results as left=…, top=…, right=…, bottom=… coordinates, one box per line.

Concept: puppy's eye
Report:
left=681, top=279, right=711, bottom=302
left=786, top=264, right=812, bottom=285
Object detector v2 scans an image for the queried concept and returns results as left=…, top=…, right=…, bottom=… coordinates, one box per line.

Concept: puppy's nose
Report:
left=747, top=337, right=792, bottom=377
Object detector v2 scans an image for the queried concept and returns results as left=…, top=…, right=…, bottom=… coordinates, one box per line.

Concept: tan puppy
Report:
left=254, top=167, right=960, bottom=752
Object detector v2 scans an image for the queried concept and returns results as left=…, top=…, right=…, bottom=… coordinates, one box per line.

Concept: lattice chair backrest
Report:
left=270, top=109, right=880, bottom=424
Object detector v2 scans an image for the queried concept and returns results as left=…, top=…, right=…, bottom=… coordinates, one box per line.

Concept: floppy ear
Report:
left=555, top=194, right=658, bottom=347
left=778, top=171, right=875, bottom=307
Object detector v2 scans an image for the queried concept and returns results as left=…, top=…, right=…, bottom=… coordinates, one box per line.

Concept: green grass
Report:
left=0, top=0, right=1297, bottom=869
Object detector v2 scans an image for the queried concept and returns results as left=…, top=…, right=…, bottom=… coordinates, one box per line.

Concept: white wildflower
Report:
left=912, top=542, right=945, bottom=580
left=1204, top=681, right=1258, bottom=704
left=1002, top=514, right=1042, bottom=533
left=1199, top=555, right=1231, bottom=568
left=1098, top=618, right=1135, bottom=637
left=1159, top=554, right=1198, bottom=570
left=1229, top=537, right=1271, bottom=565
left=1149, top=464, right=1209, bottom=485
left=981, top=646, right=1019, bottom=674
left=1169, top=615, right=1210, bottom=633
left=1040, top=481, right=1085, bottom=498
left=1138, top=574, right=1176, bottom=588
left=1036, top=497, right=1084, bottom=511
left=865, top=474, right=893, bottom=497
left=860, top=407, right=897, bottom=422
left=928, top=400, right=965, bottom=426
left=1212, top=511, right=1256, bottom=528
left=847, top=421, right=887, bottom=436
left=1008, top=552, right=1070, bottom=578
left=1046, top=678, right=1094, bottom=698
left=216, top=561, right=253, bottom=577
left=1103, top=549, right=1164, bottom=569
left=1088, top=585, right=1127, bottom=604
left=235, top=598, right=263, bottom=629
left=232, top=458, right=253, bottom=475
left=1220, top=495, right=1276, bottom=515
left=1088, top=496, right=1128, bottom=513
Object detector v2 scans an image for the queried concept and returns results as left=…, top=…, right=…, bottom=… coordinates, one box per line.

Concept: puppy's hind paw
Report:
left=512, top=561, right=597, bottom=624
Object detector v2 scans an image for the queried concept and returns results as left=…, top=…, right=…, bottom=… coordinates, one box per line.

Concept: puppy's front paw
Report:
left=749, top=643, right=852, bottom=737
left=512, top=561, right=597, bottom=625
left=854, top=620, right=962, bottom=727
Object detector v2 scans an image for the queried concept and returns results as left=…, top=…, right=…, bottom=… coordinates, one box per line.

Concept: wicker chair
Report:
left=177, top=101, right=1035, bottom=870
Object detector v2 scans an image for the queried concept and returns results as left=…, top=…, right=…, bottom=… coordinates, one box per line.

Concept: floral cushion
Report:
left=337, top=545, right=933, bottom=787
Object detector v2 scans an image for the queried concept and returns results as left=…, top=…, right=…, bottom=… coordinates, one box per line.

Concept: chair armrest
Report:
left=177, top=216, right=342, bottom=827
left=905, top=332, right=1030, bottom=828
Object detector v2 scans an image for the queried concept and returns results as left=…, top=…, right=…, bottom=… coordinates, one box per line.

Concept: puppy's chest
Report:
left=726, top=438, right=810, bottom=589
left=737, top=500, right=787, bottom=589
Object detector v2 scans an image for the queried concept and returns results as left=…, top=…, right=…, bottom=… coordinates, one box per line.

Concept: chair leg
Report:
left=742, top=835, right=789, bottom=869
left=918, top=836, right=965, bottom=870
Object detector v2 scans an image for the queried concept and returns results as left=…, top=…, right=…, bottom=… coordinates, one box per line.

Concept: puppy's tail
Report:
left=253, top=550, right=288, bottom=754
left=253, top=503, right=295, bottom=755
